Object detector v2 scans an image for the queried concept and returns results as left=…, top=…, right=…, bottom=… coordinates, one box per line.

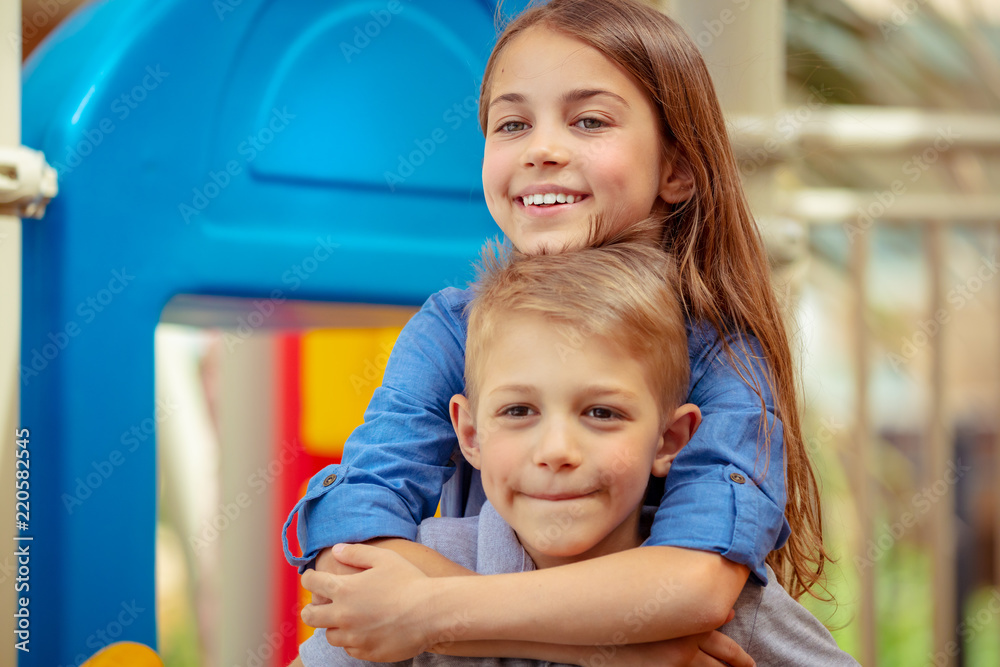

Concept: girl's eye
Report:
left=586, top=406, right=619, bottom=420
left=575, top=117, right=605, bottom=130
left=498, top=120, right=528, bottom=133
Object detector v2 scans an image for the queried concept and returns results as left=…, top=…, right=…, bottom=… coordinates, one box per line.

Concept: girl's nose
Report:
left=533, top=419, right=583, bottom=470
left=522, top=125, right=569, bottom=168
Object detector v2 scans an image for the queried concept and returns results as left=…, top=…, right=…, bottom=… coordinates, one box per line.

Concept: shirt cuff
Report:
left=281, top=464, right=421, bottom=573
left=645, top=464, right=790, bottom=585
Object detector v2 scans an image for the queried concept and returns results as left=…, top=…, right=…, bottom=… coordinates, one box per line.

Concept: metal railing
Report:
left=741, top=106, right=1000, bottom=666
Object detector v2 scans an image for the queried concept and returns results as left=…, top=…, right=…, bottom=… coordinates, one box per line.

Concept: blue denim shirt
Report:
left=282, top=287, right=790, bottom=584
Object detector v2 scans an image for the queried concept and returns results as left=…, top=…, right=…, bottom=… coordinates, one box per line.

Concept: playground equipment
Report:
left=20, top=0, right=528, bottom=664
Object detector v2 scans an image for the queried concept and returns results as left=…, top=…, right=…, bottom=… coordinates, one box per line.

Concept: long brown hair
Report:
left=479, top=0, right=830, bottom=599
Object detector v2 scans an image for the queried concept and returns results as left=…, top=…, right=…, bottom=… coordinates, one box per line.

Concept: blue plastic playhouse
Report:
left=20, top=1, right=530, bottom=664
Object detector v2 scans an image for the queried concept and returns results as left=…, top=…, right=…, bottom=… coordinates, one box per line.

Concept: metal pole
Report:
left=0, top=1, right=22, bottom=664
left=927, top=221, right=956, bottom=665
left=849, top=223, right=878, bottom=666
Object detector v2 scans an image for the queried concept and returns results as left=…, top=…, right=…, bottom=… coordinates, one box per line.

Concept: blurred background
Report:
left=3, top=0, right=1000, bottom=665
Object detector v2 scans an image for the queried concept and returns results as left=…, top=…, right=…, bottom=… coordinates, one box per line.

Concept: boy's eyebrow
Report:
left=487, top=384, right=640, bottom=401
left=487, top=89, right=631, bottom=111
left=487, top=383, right=537, bottom=396
left=579, top=385, right=640, bottom=401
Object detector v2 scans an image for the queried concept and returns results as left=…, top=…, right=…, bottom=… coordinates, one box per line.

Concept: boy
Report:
left=294, top=231, right=857, bottom=666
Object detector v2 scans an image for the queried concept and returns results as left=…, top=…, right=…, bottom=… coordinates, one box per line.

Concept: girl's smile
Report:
left=481, top=26, right=681, bottom=254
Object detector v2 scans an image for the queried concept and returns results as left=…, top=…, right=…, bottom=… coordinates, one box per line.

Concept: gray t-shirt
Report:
left=299, top=502, right=857, bottom=667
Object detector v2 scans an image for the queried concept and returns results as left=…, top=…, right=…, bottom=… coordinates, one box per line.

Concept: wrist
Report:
left=424, top=575, right=481, bottom=645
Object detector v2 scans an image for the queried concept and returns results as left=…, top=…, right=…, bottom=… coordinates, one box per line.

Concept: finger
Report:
left=316, top=545, right=365, bottom=576
left=330, top=542, right=384, bottom=570
left=700, top=630, right=755, bottom=667
left=301, top=601, right=339, bottom=630
left=723, top=608, right=735, bottom=625
left=301, top=569, right=344, bottom=599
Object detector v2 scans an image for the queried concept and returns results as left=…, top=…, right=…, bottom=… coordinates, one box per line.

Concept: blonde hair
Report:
left=465, top=220, right=688, bottom=419
left=480, top=0, right=830, bottom=599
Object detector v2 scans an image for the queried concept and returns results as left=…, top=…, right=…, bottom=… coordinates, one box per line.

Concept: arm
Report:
left=303, top=544, right=748, bottom=660
left=282, top=288, right=473, bottom=571
left=425, top=547, right=747, bottom=645
left=428, top=630, right=754, bottom=667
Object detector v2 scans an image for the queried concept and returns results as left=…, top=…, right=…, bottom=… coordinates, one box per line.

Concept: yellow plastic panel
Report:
left=81, top=642, right=163, bottom=667
left=301, top=327, right=402, bottom=458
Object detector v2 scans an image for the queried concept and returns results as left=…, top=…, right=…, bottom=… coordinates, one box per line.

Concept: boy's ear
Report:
left=449, top=394, right=482, bottom=470
left=651, top=403, right=702, bottom=477
left=658, top=148, right=695, bottom=204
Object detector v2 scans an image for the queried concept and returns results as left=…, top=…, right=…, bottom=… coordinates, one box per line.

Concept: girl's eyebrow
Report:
left=488, top=89, right=631, bottom=110
left=563, top=89, right=631, bottom=108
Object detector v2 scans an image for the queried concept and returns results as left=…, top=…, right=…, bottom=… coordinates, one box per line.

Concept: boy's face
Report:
left=451, top=312, right=694, bottom=569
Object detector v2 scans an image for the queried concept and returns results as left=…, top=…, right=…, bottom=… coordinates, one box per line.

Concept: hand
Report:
left=308, top=544, right=365, bottom=605
left=578, top=630, right=753, bottom=667
left=300, top=544, right=437, bottom=662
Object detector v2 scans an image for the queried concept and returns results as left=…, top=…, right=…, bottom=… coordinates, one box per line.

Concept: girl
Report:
left=284, top=0, right=829, bottom=662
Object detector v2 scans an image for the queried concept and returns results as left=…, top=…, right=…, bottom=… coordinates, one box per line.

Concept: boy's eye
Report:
left=586, top=406, right=619, bottom=420
left=501, top=405, right=534, bottom=418
left=575, top=117, right=605, bottom=130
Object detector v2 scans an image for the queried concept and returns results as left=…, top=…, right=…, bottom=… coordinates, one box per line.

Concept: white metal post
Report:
left=0, top=1, right=22, bottom=664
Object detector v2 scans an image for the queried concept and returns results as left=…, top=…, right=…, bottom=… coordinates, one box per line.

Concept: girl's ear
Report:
left=450, top=395, right=482, bottom=469
left=651, top=403, right=702, bottom=477
left=658, top=148, right=695, bottom=204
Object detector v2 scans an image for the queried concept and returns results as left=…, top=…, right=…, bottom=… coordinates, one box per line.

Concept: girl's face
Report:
left=482, top=26, right=680, bottom=254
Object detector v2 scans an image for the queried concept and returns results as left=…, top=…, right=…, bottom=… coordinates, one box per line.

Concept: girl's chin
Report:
left=515, top=231, right=590, bottom=255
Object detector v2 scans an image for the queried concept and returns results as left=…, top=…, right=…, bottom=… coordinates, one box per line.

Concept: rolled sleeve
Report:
left=646, top=323, right=791, bottom=584
left=281, top=288, right=472, bottom=571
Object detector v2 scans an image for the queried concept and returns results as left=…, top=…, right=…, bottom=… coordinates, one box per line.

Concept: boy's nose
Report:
left=533, top=420, right=583, bottom=470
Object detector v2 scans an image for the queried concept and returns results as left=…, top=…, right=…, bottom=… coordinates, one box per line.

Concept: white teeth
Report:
left=522, top=193, right=581, bottom=206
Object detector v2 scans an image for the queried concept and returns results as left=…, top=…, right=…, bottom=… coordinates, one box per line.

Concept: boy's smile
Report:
left=481, top=26, right=680, bottom=254
left=451, top=311, right=680, bottom=569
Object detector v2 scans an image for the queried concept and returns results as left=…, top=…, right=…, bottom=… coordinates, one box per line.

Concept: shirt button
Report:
left=323, top=474, right=337, bottom=487
left=729, top=472, right=746, bottom=484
